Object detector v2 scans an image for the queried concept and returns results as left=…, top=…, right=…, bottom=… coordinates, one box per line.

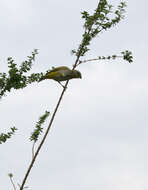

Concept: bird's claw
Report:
left=58, top=82, right=67, bottom=90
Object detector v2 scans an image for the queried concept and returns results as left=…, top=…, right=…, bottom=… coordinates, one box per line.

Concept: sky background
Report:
left=1, top=0, right=148, bottom=189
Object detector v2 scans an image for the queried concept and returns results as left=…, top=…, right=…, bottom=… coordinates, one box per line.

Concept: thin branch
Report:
left=78, top=55, right=123, bottom=65
left=32, top=141, right=35, bottom=160
left=19, top=81, right=67, bottom=190
left=9, top=176, right=17, bottom=190
left=78, top=58, right=101, bottom=65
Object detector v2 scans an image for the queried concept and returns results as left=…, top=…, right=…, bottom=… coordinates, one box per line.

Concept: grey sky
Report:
left=1, top=0, right=148, bottom=189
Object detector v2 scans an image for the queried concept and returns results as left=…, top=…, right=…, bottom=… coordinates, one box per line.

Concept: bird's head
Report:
left=72, top=70, right=82, bottom=79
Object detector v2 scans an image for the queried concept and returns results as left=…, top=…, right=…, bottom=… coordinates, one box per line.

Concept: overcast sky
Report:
left=1, top=0, right=148, bottom=189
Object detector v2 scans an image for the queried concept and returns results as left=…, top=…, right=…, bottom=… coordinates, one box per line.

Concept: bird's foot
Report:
left=58, top=82, right=67, bottom=90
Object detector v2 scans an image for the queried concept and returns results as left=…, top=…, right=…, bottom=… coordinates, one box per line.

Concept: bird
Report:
left=39, top=66, right=82, bottom=88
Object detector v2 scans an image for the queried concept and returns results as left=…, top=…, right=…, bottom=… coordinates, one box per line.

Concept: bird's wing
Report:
left=45, top=71, right=62, bottom=79
left=49, top=66, right=70, bottom=72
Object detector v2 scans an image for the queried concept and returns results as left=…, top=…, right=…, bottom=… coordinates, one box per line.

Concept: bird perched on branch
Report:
left=39, top=66, right=82, bottom=87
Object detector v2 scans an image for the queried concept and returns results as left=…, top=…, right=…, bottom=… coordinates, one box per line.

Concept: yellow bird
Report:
left=39, top=66, right=82, bottom=87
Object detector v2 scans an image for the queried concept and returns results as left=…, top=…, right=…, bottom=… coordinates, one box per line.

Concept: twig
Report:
left=78, top=55, right=123, bottom=65
left=9, top=176, right=17, bottom=190
left=32, top=141, right=35, bottom=160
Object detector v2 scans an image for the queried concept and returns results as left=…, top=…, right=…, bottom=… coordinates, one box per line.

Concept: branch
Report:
left=78, top=50, right=133, bottom=65
left=8, top=173, right=17, bottom=190
left=19, top=85, right=67, bottom=190
left=32, top=141, right=35, bottom=160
